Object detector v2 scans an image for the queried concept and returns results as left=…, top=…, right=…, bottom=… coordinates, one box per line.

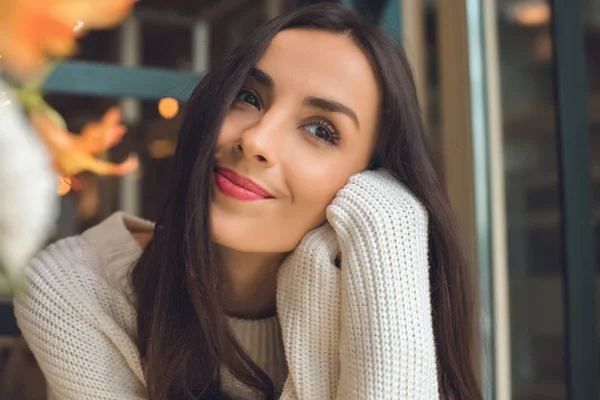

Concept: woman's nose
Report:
left=235, top=141, right=269, bottom=164
left=235, top=118, right=283, bottom=166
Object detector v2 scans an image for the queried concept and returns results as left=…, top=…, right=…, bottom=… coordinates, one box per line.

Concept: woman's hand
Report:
left=326, top=169, right=438, bottom=399
left=276, top=223, right=341, bottom=399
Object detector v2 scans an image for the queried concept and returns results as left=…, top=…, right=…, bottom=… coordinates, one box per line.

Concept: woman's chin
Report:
left=210, top=215, right=266, bottom=252
left=209, top=200, right=321, bottom=253
left=210, top=220, right=300, bottom=254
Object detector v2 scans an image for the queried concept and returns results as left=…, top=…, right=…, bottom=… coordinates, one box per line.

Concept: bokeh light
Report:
left=158, top=97, right=179, bottom=119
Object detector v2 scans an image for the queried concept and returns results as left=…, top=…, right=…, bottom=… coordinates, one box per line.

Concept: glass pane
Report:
left=582, top=0, right=600, bottom=380
left=496, top=0, right=567, bottom=398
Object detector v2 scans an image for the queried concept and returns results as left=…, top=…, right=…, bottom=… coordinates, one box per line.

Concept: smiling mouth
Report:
left=214, top=167, right=274, bottom=201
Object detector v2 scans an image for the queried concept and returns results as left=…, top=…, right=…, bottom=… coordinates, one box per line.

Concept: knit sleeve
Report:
left=326, top=170, right=439, bottom=399
left=276, top=224, right=341, bottom=399
left=13, top=237, right=147, bottom=400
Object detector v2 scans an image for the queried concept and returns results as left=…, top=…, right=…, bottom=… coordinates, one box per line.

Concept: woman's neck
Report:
left=128, top=224, right=286, bottom=319
left=216, top=245, right=288, bottom=319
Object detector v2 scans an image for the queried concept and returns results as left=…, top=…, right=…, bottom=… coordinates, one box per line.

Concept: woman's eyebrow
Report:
left=249, top=67, right=274, bottom=87
left=303, top=97, right=360, bottom=128
left=249, top=67, right=360, bottom=128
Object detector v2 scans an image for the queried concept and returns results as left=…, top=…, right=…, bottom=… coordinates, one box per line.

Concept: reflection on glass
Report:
left=497, top=0, right=566, bottom=398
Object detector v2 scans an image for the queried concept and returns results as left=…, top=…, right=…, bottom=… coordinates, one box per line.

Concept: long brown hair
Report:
left=131, top=3, right=481, bottom=399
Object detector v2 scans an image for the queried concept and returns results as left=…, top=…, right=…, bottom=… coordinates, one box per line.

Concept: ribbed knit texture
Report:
left=329, top=170, right=438, bottom=399
left=14, top=212, right=286, bottom=400
left=276, top=170, right=438, bottom=399
left=277, top=224, right=341, bottom=399
left=14, top=170, right=439, bottom=399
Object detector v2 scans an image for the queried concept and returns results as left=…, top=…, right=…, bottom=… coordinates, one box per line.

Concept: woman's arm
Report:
left=326, top=170, right=439, bottom=399
left=13, top=237, right=147, bottom=400
left=278, top=170, right=438, bottom=399
left=277, top=224, right=341, bottom=399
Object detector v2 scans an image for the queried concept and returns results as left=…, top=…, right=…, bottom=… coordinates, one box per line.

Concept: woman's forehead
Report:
left=261, top=29, right=372, bottom=81
left=254, top=29, right=381, bottom=117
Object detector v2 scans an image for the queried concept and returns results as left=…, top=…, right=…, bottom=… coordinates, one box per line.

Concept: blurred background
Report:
left=0, top=0, right=598, bottom=399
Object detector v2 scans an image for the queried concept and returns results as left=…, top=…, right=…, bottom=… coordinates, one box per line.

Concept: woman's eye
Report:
left=303, top=122, right=340, bottom=146
left=235, top=89, right=261, bottom=110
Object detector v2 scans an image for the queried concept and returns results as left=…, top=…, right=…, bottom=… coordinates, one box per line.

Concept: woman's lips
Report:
left=214, top=167, right=274, bottom=201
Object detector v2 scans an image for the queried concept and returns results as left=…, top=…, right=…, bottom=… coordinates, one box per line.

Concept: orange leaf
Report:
left=76, top=107, right=127, bottom=154
left=31, top=108, right=139, bottom=180
left=57, top=176, right=72, bottom=195
left=0, top=0, right=136, bottom=78
left=50, top=0, right=139, bottom=29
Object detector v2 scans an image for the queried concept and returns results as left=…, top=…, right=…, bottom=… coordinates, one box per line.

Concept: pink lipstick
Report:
left=214, top=167, right=274, bottom=201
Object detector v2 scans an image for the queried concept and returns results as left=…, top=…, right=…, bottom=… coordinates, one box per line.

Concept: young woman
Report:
left=15, top=3, right=480, bottom=400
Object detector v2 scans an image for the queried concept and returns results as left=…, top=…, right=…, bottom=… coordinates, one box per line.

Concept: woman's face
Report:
left=211, top=28, right=381, bottom=253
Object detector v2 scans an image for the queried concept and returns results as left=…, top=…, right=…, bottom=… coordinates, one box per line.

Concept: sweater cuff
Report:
left=327, top=170, right=428, bottom=246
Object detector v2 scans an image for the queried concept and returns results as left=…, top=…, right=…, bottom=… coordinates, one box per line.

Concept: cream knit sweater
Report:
left=14, top=170, right=438, bottom=399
